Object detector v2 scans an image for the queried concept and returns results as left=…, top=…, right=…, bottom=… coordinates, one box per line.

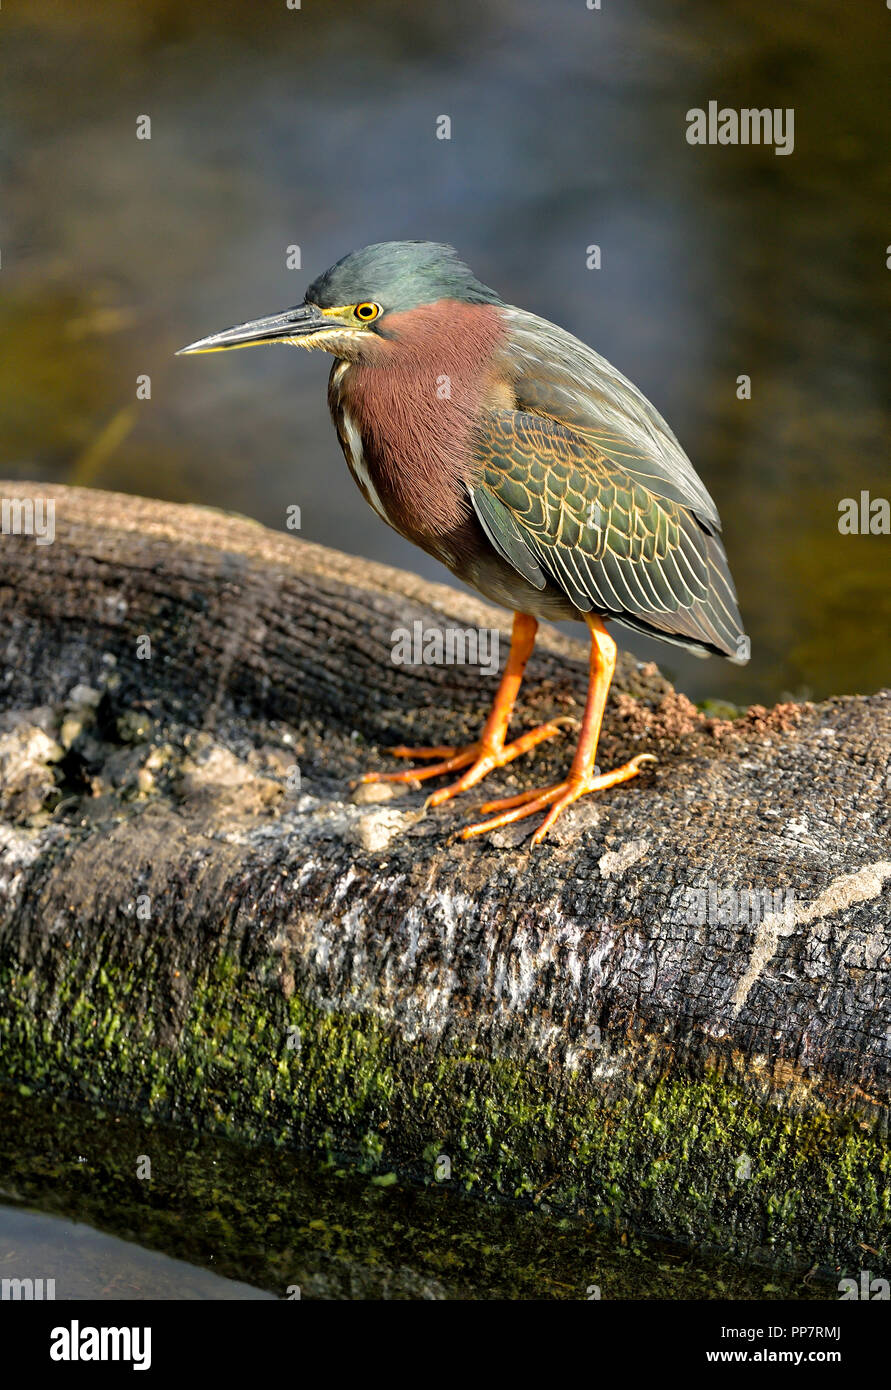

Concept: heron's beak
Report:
left=176, top=302, right=348, bottom=355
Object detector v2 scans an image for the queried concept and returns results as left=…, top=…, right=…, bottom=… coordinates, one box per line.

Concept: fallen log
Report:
left=0, top=482, right=888, bottom=1272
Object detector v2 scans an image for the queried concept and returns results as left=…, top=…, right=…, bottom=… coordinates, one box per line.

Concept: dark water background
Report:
left=2, top=0, right=889, bottom=704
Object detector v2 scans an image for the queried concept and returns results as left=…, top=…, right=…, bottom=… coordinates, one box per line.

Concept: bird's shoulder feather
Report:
left=495, top=306, right=721, bottom=532
left=468, top=403, right=747, bottom=660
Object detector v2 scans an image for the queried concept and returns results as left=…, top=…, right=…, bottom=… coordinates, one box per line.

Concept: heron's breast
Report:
left=330, top=365, right=392, bottom=526
left=327, top=303, right=510, bottom=547
left=329, top=360, right=469, bottom=545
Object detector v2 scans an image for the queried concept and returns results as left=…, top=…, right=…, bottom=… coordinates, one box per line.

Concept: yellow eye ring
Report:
left=354, top=302, right=380, bottom=322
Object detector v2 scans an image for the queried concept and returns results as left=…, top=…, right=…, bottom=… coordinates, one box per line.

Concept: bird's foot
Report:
left=459, top=753, right=658, bottom=845
left=359, top=720, right=570, bottom=791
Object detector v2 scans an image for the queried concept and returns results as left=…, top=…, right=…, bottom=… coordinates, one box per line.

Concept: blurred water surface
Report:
left=0, top=1205, right=273, bottom=1300
left=2, top=0, right=888, bottom=703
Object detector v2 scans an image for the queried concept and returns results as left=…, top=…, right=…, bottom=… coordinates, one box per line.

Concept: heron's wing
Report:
left=496, top=306, right=721, bottom=532
left=469, top=407, right=747, bottom=660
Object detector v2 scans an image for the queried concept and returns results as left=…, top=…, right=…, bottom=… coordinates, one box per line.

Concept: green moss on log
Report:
left=1, top=952, right=886, bottom=1270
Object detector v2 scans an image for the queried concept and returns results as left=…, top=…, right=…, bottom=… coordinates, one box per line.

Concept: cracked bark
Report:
left=0, top=483, right=889, bottom=1270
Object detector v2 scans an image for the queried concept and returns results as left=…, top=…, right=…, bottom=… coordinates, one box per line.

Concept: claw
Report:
left=461, top=753, right=658, bottom=843
left=360, top=720, right=566, bottom=796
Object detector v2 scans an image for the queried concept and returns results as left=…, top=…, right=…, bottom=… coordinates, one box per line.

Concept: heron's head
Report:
left=176, top=241, right=503, bottom=363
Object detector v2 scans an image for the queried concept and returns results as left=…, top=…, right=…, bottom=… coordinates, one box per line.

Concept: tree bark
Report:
left=1, top=482, right=889, bottom=1271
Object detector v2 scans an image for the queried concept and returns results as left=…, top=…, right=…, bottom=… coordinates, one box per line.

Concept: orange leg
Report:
left=461, top=613, right=656, bottom=844
left=360, top=612, right=566, bottom=793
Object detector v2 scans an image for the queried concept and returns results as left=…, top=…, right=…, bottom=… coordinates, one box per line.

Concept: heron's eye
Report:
left=354, top=302, right=380, bottom=322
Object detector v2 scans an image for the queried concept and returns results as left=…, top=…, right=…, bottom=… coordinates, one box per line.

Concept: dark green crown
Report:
left=306, top=241, right=503, bottom=314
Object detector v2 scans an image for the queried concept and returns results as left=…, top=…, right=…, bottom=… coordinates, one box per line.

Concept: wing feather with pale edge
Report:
left=469, top=407, right=747, bottom=661
left=498, top=306, right=723, bottom=532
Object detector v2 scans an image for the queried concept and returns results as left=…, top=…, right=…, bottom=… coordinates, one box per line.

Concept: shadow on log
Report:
left=0, top=483, right=889, bottom=1273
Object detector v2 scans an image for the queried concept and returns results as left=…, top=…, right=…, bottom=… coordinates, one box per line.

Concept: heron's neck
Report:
left=328, top=302, right=508, bottom=540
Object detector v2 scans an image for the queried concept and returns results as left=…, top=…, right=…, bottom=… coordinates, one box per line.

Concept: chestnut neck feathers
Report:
left=328, top=299, right=509, bottom=544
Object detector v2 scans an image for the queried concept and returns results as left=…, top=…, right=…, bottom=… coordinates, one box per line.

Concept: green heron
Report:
left=179, top=241, right=747, bottom=844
